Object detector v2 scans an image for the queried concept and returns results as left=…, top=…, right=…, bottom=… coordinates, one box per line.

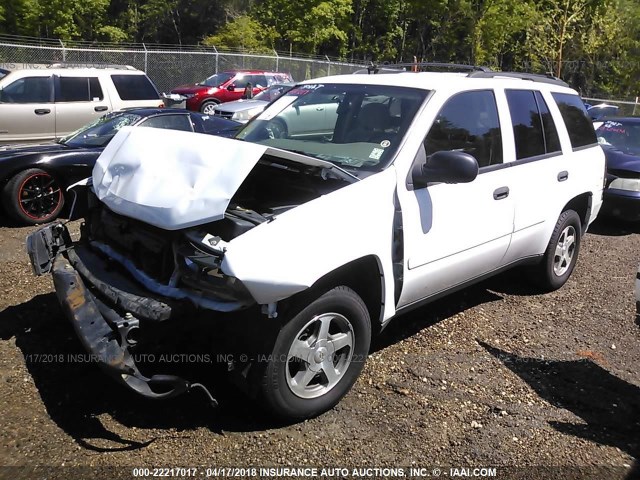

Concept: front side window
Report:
left=237, top=83, right=428, bottom=172
left=140, top=114, right=193, bottom=132
left=552, top=92, right=597, bottom=149
left=111, top=74, right=159, bottom=101
left=424, top=90, right=502, bottom=168
left=0, top=76, right=52, bottom=103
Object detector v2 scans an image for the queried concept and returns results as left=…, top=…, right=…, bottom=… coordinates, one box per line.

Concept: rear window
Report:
left=551, top=93, right=597, bottom=149
left=111, top=74, right=159, bottom=101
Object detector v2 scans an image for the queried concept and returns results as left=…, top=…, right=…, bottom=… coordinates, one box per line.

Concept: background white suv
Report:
left=0, top=65, right=163, bottom=144
left=27, top=66, right=605, bottom=420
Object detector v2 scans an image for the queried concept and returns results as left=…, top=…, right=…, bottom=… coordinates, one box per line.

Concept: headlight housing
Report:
left=232, top=107, right=264, bottom=123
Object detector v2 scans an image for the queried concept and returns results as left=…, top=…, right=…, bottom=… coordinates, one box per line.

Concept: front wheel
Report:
left=532, top=209, right=582, bottom=291
left=2, top=168, right=65, bottom=225
left=259, top=286, right=371, bottom=420
left=200, top=100, right=219, bottom=115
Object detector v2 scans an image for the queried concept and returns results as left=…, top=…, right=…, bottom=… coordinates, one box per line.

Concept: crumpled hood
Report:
left=92, top=127, right=352, bottom=231
left=93, top=127, right=266, bottom=230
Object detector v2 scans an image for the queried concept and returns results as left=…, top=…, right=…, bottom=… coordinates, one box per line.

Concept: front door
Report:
left=397, top=90, right=514, bottom=307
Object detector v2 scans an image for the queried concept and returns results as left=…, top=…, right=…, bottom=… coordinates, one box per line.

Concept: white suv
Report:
left=27, top=66, right=605, bottom=420
left=0, top=65, right=163, bottom=144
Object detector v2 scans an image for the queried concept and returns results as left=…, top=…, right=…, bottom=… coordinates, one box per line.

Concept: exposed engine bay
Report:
left=84, top=155, right=351, bottom=311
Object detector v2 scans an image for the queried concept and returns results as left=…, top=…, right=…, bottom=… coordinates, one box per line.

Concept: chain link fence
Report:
left=0, top=35, right=367, bottom=93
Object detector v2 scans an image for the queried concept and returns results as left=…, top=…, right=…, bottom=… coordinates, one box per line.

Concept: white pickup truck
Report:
left=27, top=66, right=605, bottom=420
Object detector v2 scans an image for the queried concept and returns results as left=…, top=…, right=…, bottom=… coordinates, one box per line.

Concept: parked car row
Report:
left=0, top=109, right=239, bottom=225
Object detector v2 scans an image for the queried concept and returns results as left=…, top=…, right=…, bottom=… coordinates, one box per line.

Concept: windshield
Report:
left=253, top=84, right=292, bottom=102
left=237, top=83, right=428, bottom=172
left=60, top=112, right=142, bottom=147
left=596, top=120, right=640, bottom=155
left=202, top=72, right=234, bottom=87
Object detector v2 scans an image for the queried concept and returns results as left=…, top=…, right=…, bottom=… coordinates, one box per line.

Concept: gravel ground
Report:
left=0, top=217, right=638, bottom=480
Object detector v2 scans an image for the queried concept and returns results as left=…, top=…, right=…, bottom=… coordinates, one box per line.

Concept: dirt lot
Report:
left=0, top=217, right=639, bottom=480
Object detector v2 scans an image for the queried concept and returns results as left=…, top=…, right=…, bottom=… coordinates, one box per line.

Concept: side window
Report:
left=424, top=90, right=502, bottom=168
left=140, top=114, right=193, bottom=132
left=249, top=75, right=267, bottom=88
left=89, top=77, right=104, bottom=101
left=111, top=74, right=159, bottom=101
left=551, top=92, right=597, bottom=149
left=536, top=91, right=561, bottom=153
left=0, top=76, right=52, bottom=103
left=57, top=77, right=90, bottom=102
left=506, top=89, right=561, bottom=160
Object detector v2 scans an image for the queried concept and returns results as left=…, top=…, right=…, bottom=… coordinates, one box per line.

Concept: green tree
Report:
left=202, top=15, right=277, bottom=52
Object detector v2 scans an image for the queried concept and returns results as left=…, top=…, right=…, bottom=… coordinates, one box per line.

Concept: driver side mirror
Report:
left=227, top=84, right=235, bottom=91
left=412, top=150, right=479, bottom=188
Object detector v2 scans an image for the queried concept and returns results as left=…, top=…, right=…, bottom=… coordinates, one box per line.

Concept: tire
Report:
left=200, top=100, right=219, bottom=115
left=267, top=118, right=288, bottom=139
left=259, top=286, right=371, bottom=420
left=2, top=168, right=64, bottom=225
left=533, top=209, right=582, bottom=291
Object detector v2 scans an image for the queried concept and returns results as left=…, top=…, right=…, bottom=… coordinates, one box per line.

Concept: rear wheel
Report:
left=259, top=286, right=371, bottom=420
left=2, top=168, right=64, bottom=225
left=532, top=209, right=582, bottom=291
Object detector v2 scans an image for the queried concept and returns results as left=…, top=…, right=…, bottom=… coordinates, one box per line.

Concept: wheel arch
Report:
left=561, top=192, right=592, bottom=234
left=280, top=255, right=385, bottom=330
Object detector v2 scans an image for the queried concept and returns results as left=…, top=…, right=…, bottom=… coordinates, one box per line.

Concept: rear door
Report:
left=0, top=74, right=55, bottom=143
left=54, top=75, right=110, bottom=138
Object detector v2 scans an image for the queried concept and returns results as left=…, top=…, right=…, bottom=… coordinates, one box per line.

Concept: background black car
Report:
left=596, top=117, right=640, bottom=222
left=0, top=108, right=240, bottom=225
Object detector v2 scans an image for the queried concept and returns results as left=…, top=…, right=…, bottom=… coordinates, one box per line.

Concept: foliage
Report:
left=202, top=15, right=277, bottom=52
left=0, top=0, right=638, bottom=97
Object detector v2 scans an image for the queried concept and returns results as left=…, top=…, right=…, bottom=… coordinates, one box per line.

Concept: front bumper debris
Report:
left=27, top=223, right=217, bottom=404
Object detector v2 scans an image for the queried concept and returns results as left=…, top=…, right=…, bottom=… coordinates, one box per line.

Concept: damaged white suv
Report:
left=27, top=67, right=605, bottom=420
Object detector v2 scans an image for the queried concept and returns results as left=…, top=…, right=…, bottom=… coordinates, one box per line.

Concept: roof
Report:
left=306, top=71, right=576, bottom=94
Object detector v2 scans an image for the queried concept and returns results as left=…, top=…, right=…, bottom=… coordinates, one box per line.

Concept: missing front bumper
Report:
left=51, top=254, right=217, bottom=404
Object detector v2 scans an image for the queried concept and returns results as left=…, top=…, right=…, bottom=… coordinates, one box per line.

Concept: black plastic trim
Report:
left=394, top=255, right=543, bottom=317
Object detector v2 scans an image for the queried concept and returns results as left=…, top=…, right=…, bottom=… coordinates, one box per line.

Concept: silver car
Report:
left=213, top=83, right=294, bottom=123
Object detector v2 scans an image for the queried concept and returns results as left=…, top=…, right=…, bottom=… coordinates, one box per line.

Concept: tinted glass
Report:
left=141, top=114, right=193, bottom=132
left=111, top=74, right=159, bottom=100
left=247, top=75, right=268, bottom=88
left=506, top=90, right=545, bottom=159
left=535, top=91, right=561, bottom=153
left=0, top=76, right=52, bottom=103
left=253, top=84, right=291, bottom=102
left=58, top=77, right=90, bottom=102
left=89, top=77, right=104, bottom=100
left=552, top=93, right=597, bottom=149
left=424, top=90, right=502, bottom=168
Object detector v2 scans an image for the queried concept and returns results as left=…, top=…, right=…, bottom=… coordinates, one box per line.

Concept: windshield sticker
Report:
left=380, top=140, right=391, bottom=148
left=369, top=148, right=384, bottom=160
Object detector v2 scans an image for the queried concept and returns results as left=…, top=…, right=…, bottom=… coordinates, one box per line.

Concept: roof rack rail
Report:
left=467, top=70, right=569, bottom=87
left=355, top=62, right=493, bottom=75
left=46, top=62, right=137, bottom=70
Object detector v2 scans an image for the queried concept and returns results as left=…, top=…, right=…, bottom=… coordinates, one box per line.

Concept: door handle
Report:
left=94, top=105, right=108, bottom=112
left=557, top=171, right=569, bottom=182
left=493, top=186, right=509, bottom=200
left=34, top=109, right=51, bottom=115
left=316, top=107, right=324, bottom=111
